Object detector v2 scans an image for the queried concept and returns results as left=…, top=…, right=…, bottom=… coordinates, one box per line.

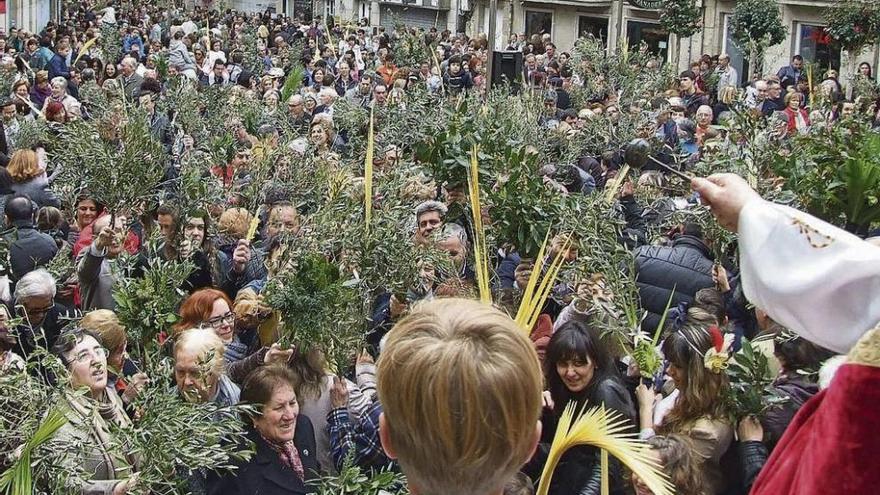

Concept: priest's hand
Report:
left=691, top=174, right=761, bottom=232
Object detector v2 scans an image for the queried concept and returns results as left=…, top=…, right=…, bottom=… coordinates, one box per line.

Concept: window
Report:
left=325, top=0, right=336, bottom=17
left=796, top=23, right=841, bottom=71
left=578, top=16, right=609, bottom=43
left=525, top=10, right=553, bottom=38
left=626, top=21, right=669, bottom=59
left=721, top=14, right=746, bottom=86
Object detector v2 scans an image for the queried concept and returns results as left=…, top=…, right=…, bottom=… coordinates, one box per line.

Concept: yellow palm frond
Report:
left=514, top=231, right=550, bottom=329
left=364, top=105, right=375, bottom=233
left=467, top=145, right=491, bottom=304
left=246, top=207, right=262, bottom=243
left=537, top=403, right=673, bottom=495
left=73, top=37, right=98, bottom=66
left=522, top=235, right=570, bottom=332
left=604, top=164, right=630, bottom=204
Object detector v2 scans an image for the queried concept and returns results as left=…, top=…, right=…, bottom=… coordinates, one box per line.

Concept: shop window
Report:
left=796, top=23, right=841, bottom=72
left=578, top=16, right=609, bottom=42
left=627, top=20, right=669, bottom=59
left=721, top=13, right=746, bottom=87
left=525, top=10, right=553, bottom=38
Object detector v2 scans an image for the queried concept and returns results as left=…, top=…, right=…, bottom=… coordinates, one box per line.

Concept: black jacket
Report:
left=525, top=378, right=635, bottom=495
left=634, top=235, right=715, bottom=333
left=0, top=121, right=8, bottom=167
left=739, top=440, right=768, bottom=492
left=5, top=221, right=59, bottom=282
left=211, top=417, right=319, bottom=495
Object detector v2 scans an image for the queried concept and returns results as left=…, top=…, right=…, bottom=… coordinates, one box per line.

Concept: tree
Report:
left=660, top=0, right=703, bottom=65
left=825, top=0, right=880, bottom=98
left=730, top=0, right=787, bottom=82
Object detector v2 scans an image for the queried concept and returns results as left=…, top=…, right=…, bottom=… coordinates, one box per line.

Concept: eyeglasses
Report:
left=74, top=346, right=107, bottom=363
left=204, top=312, right=235, bottom=329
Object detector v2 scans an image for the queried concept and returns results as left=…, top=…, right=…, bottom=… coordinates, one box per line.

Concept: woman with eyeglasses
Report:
left=51, top=328, right=140, bottom=495
left=174, top=288, right=291, bottom=385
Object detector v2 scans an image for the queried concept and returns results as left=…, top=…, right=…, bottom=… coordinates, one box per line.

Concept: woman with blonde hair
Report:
left=713, top=86, right=738, bottom=123
left=309, top=119, right=339, bottom=161
left=636, top=324, right=733, bottom=494
left=7, top=148, right=61, bottom=208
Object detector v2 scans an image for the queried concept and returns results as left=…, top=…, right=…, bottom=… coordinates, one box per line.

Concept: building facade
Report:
left=1, top=0, right=59, bottom=35
left=272, top=0, right=463, bottom=33
left=466, top=0, right=880, bottom=85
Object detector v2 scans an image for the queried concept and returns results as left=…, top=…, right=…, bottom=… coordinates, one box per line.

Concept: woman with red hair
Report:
left=174, top=288, right=290, bottom=384
left=43, top=100, right=68, bottom=124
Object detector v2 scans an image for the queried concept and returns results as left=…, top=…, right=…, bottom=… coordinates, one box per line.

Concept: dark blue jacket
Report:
left=634, top=235, right=715, bottom=333
left=5, top=220, right=59, bottom=282
left=47, top=53, right=70, bottom=80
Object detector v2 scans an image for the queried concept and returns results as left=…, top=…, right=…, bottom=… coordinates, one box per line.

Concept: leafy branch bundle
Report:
left=111, top=246, right=194, bottom=364
left=725, top=338, right=789, bottom=420
left=0, top=354, right=83, bottom=494
left=567, top=36, right=676, bottom=115
left=768, top=123, right=880, bottom=234
left=0, top=409, right=67, bottom=495
left=486, top=161, right=562, bottom=259
left=262, top=253, right=363, bottom=374
left=111, top=357, right=254, bottom=495
left=315, top=456, right=407, bottom=495
left=52, top=106, right=167, bottom=218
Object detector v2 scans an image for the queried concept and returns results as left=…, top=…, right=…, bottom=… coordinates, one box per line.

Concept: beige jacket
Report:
left=55, top=388, right=138, bottom=495
left=680, top=416, right=734, bottom=495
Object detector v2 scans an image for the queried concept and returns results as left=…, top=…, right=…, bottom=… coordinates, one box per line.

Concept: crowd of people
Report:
left=0, top=0, right=879, bottom=494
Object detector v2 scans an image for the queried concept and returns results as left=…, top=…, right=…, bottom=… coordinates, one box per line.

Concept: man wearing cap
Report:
left=286, top=95, right=311, bottom=134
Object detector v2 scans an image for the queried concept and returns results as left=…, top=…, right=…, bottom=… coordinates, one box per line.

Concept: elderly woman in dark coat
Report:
left=210, top=365, right=318, bottom=495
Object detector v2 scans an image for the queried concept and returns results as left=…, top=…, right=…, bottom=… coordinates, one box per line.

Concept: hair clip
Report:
left=703, top=325, right=734, bottom=374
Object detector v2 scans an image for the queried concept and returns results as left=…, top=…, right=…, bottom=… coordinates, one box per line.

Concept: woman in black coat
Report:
left=524, top=320, right=636, bottom=495
left=211, top=365, right=319, bottom=495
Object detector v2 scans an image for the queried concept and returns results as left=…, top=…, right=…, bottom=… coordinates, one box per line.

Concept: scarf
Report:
left=261, top=431, right=304, bottom=479
left=224, top=339, right=249, bottom=364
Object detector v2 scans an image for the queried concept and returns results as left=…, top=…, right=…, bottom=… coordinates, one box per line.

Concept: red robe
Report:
left=751, top=360, right=880, bottom=494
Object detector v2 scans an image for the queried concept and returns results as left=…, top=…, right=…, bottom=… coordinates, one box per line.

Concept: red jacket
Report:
left=783, top=107, right=810, bottom=134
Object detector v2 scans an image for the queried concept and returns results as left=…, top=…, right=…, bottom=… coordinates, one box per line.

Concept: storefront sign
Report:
left=627, top=0, right=664, bottom=9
